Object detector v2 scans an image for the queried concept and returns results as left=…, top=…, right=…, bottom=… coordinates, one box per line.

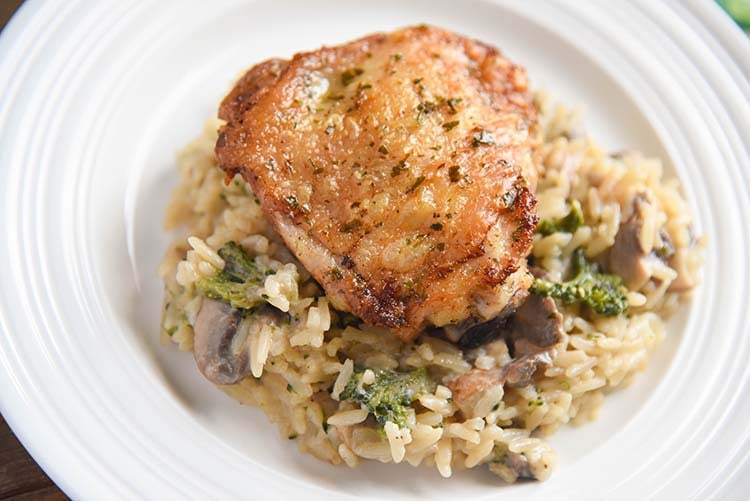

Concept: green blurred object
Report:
left=718, top=0, right=750, bottom=30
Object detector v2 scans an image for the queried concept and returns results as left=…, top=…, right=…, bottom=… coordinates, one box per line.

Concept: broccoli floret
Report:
left=195, top=241, right=271, bottom=309
left=536, top=200, right=584, bottom=236
left=340, top=367, right=436, bottom=428
left=531, top=248, right=629, bottom=316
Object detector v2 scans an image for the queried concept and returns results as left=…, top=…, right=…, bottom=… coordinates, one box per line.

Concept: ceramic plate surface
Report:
left=1, top=0, right=749, bottom=499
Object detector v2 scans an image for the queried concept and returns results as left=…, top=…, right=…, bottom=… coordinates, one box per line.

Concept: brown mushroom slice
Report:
left=193, top=298, right=250, bottom=385
left=509, top=294, right=563, bottom=357
left=502, top=451, right=535, bottom=480
left=454, top=314, right=510, bottom=349
left=456, top=286, right=562, bottom=355
left=451, top=288, right=529, bottom=348
left=609, top=195, right=657, bottom=290
left=448, top=352, right=552, bottom=417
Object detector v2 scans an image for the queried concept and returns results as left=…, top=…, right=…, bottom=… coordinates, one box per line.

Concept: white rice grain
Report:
left=384, top=422, right=412, bottom=463
left=332, top=359, right=353, bottom=401
left=418, top=394, right=453, bottom=416
left=187, top=236, right=225, bottom=269
left=435, top=437, right=453, bottom=478
left=327, top=408, right=369, bottom=427
left=249, top=323, right=272, bottom=378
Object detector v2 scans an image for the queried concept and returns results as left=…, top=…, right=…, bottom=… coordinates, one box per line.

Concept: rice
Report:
left=159, top=92, right=702, bottom=482
left=327, top=408, right=369, bottom=426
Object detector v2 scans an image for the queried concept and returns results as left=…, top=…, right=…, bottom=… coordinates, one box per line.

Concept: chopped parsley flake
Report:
left=442, top=120, right=460, bottom=131
left=416, top=101, right=437, bottom=126
left=339, top=219, right=363, bottom=233
left=406, top=175, right=426, bottom=193
left=528, top=396, right=544, bottom=408
left=341, top=67, right=364, bottom=86
left=446, top=97, right=462, bottom=114
left=391, top=161, right=406, bottom=177
left=329, top=267, right=344, bottom=280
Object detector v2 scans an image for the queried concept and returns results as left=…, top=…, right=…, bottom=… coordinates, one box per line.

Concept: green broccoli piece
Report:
left=340, top=367, right=436, bottom=428
left=536, top=200, right=584, bottom=236
left=531, top=248, right=629, bottom=316
left=195, top=241, right=272, bottom=309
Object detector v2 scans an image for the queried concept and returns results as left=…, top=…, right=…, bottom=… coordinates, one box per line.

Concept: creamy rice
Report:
left=159, top=93, right=702, bottom=482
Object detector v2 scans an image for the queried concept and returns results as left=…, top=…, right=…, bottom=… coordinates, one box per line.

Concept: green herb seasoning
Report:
left=391, top=161, right=406, bottom=177
left=446, top=97, right=462, bottom=114
left=416, top=101, right=437, bottom=126
left=328, top=267, right=344, bottom=280
left=406, top=175, right=426, bottom=193
left=341, top=67, right=364, bottom=86
left=339, top=219, right=363, bottom=233
left=442, top=120, right=460, bottom=131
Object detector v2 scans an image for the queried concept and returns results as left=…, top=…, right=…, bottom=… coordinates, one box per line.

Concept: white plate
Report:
left=1, top=0, right=749, bottom=499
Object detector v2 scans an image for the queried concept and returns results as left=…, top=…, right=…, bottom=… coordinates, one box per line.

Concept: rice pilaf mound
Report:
left=159, top=93, right=702, bottom=482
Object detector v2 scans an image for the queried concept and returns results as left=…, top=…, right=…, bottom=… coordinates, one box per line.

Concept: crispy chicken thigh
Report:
left=216, top=25, right=538, bottom=341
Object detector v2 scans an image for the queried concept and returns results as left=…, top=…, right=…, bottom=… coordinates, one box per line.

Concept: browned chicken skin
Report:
left=216, top=25, right=539, bottom=341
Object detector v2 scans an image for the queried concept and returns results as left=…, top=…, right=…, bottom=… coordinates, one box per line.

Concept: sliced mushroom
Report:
left=455, top=277, right=562, bottom=355
left=455, top=314, right=511, bottom=349
left=450, top=287, right=529, bottom=348
left=610, top=196, right=698, bottom=294
left=508, top=293, right=563, bottom=357
left=609, top=195, right=655, bottom=290
left=448, top=352, right=552, bottom=417
left=504, top=352, right=553, bottom=386
left=502, top=451, right=535, bottom=480
left=193, top=298, right=250, bottom=385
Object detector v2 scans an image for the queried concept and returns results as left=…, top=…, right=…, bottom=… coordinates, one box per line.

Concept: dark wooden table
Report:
left=1, top=5, right=66, bottom=501
left=0, top=416, right=64, bottom=500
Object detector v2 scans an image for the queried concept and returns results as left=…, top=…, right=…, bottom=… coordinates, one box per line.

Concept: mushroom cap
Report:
left=193, top=298, right=249, bottom=385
